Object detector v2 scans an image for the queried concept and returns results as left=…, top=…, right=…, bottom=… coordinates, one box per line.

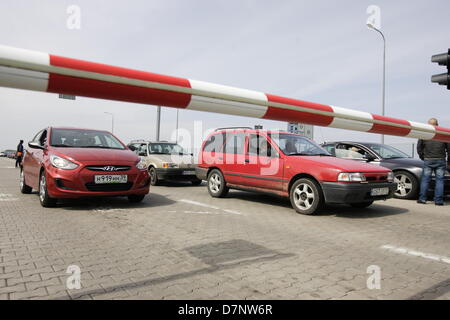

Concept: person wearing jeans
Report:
left=417, top=118, right=450, bottom=206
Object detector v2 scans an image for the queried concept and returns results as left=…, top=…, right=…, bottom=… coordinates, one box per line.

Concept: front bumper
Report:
left=321, top=181, right=397, bottom=204
left=156, top=168, right=199, bottom=181
left=46, top=165, right=151, bottom=198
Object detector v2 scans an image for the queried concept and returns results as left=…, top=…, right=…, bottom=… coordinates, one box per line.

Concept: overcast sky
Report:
left=0, top=0, right=449, bottom=154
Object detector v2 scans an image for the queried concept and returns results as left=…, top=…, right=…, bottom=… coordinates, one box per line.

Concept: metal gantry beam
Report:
left=0, top=45, right=449, bottom=142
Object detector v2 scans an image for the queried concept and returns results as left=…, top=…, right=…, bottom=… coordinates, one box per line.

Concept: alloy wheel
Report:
left=293, top=183, right=315, bottom=210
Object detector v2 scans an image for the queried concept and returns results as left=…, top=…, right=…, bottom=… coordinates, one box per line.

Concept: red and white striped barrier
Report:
left=0, top=45, right=449, bottom=142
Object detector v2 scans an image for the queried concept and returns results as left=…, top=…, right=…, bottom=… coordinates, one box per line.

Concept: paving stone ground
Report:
left=0, top=157, right=449, bottom=300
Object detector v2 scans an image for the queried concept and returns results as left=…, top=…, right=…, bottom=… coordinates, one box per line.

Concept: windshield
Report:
left=365, top=143, right=410, bottom=159
left=50, top=129, right=125, bottom=149
left=269, top=133, right=330, bottom=156
left=149, top=143, right=188, bottom=155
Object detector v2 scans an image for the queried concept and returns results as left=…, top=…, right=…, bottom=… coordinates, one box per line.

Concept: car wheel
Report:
left=128, top=195, right=146, bottom=203
left=191, top=179, right=202, bottom=186
left=149, top=167, right=159, bottom=186
left=19, top=169, right=32, bottom=194
left=290, top=178, right=323, bottom=215
left=394, top=171, right=418, bottom=199
left=207, top=169, right=229, bottom=198
left=350, top=201, right=374, bottom=208
left=39, top=172, right=56, bottom=207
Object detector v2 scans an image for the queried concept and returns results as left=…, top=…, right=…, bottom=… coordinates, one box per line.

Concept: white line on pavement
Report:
left=179, top=199, right=243, bottom=215
left=381, top=244, right=450, bottom=265
left=0, top=193, right=13, bottom=197
left=0, top=198, right=19, bottom=201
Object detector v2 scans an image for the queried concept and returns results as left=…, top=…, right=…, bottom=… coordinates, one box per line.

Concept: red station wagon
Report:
left=20, top=127, right=150, bottom=207
left=196, top=128, right=397, bottom=215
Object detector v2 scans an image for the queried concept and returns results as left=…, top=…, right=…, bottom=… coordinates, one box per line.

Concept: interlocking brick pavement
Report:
left=0, top=157, right=449, bottom=300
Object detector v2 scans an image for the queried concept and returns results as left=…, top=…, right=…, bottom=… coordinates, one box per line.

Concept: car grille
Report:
left=86, top=165, right=131, bottom=172
left=366, top=175, right=387, bottom=182
left=85, top=182, right=133, bottom=192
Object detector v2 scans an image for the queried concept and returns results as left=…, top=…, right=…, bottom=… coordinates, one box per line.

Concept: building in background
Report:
left=287, top=122, right=314, bottom=139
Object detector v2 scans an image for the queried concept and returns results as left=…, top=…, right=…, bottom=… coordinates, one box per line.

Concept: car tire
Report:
left=350, top=201, right=374, bottom=208
left=207, top=169, right=229, bottom=198
left=149, top=167, right=159, bottom=186
left=394, top=171, right=419, bottom=200
left=39, top=172, right=57, bottom=207
left=19, top=169, right=32, bottom=194
left=191, top=179, right=202, bottom=186
left=128, top=195, right=146, bottom=203
left=290, top=178, right=323, bottom=215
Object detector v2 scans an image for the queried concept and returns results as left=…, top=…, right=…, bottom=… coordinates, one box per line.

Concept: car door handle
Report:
left=245, top=159, right=250, bottom=163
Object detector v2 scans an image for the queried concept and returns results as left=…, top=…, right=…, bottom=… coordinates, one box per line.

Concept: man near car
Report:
left=15, top=140, right=24, bottom=168
left=417, top=118, right=450, bottom=206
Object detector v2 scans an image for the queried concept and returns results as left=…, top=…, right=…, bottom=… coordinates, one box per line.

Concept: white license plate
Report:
left=182, top=171, right=196, bottom=175
left=371, top=187, right=389, bottom=196
left=94, top=175, right=128, bottom=184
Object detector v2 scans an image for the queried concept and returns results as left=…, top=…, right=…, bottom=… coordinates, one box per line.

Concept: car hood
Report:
left=52, top=147, right=138, bottom=162
left=381, top=157, right=423, bottom=168
left=147, top=154, right=195, bottom=167
left=295, top=156, right=391, bottom=172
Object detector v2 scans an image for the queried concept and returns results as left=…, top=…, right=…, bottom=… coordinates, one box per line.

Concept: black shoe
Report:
left=417, top=200, right=427, bottom=204
left=435, top=203, right=444, bottom=206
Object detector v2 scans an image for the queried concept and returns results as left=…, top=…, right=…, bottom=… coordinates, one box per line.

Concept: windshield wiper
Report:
left=51, top=144, right=72, bottom=148
left=77, top=146, right=123, bottom=150
left=287, top=152, right=332, bottom=156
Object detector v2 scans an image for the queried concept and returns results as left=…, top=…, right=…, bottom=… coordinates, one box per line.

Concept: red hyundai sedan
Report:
left=20, top=127, right=150, bottom=207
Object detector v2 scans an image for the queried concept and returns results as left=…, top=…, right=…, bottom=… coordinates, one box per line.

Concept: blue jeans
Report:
left=419, top=159, right=446, bottom=204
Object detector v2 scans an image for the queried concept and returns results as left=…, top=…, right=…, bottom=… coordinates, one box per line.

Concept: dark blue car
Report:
left=321, top=141, right=450, bottom=200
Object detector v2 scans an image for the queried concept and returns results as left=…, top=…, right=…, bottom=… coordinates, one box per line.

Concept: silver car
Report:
left=128, top=140, right=202, bottom=186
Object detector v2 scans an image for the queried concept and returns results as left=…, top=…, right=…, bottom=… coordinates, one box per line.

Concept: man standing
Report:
left=15, top=140, right=24, bottom=168
left=417, top=118, right=450, bottom=206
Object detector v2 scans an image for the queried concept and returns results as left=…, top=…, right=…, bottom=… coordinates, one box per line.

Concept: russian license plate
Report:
left=94, top=175, right=127, bottom=184
left=371, top=187, right=389, bottom=196
left=182, top=170, right=196, bottom=175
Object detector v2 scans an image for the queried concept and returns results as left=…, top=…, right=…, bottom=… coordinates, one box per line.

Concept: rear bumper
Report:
left=321, top=181, right=397, bottom=204
left=155, top=168, right=199, bottom=181
left=195, top=167, right=208, bottom=181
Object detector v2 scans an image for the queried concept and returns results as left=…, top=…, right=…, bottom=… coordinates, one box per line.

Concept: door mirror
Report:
left=364, top=154, right=377, bottom=162
left=128, top=145, right=136, bottom=151
left=28, top=142, right=45, bottom=150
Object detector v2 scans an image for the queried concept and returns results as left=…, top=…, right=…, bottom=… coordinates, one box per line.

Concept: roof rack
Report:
left=214, top=127, right=253, bottom=132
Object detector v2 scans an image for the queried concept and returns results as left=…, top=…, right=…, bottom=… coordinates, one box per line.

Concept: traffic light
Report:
left=431, top=49, right=450, bottom=89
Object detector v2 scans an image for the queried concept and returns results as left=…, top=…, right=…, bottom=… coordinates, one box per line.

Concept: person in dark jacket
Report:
left=417, top=118, right=450, bottom=205
left=15, top=140, right=24, bottom=168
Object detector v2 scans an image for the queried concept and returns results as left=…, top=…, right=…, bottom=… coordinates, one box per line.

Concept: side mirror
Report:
left=28, top=142, right=45, bottom=150
left=128, top=145, right=136, bottom=151
left=364, top=155, right=377, bottom=162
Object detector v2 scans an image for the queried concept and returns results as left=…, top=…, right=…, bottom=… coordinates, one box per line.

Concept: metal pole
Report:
left=156, top=106, right=161, bottom=141
left=373, top=27, right=386, bottom=144
left=175, top=109, right=179, bottom=143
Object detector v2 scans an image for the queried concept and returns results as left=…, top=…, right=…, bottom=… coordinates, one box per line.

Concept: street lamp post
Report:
left=156, top=106, right=161, bottom=141
left=367, top=23, right=386, bottom=144
left=104, top=112, right=114, bottom=133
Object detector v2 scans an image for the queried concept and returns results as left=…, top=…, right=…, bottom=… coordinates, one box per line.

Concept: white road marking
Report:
left=179, top=199, right=243, bottom=215
left=381, top=245, right=450, bottom=264
left=0, top=193, right=13, bottom=197
left=0, top=167, right=16, bottom=169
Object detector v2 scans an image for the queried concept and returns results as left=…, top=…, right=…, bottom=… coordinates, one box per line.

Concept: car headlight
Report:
left=387, top=172, right=394, bottom=182
left=50, top=155, right=78, bottom=170
left=338, top=172, right=366, bottom=182
left=162, top=162, right=178, bottom=168
left=136, top=159, right=147, bottom=170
